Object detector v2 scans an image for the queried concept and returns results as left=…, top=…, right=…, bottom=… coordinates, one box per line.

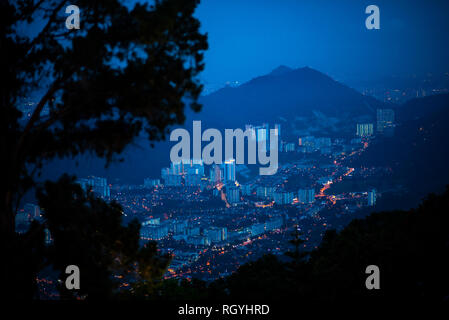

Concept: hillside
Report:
left=198, top=66, right=386, bottom=134
left=347, top=93, right=449, bottom=205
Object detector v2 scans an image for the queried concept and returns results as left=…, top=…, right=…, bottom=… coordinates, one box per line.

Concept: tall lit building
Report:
left=161, top=167, right=170, bottom=182
left=240, top=184, right=252, bottom=196
left=77, top=176, right=110, bottom=197
left=298, top=136, right=315, bottom=148
left=283, top=142, right=295, bottom=152
left=226, top=185, right=240, bottom=204
left=298, top=188, right=315, bottom=204
left=144, top=178, right=160, bottom=188
left=185, top=170, right=202, bottom=186
left=209, top=164, right=222, bottom=184
left=274, top=123, right=281, bottom=139
left=273, top=191, right=294, bottom=205
left=140, top=224, right=169, bottom=240
left=165, top=174, right=182, bottom=186
left=316, top=137, right=331, bottom=148
left=191, top=159, right=205, bottom=176
left=356, top=123, right=374, bottom=137
left=171, top=161, right=183, bottom=175
left=265, top=217, right=283, bottom=231
left=223, top=159, right=236, bottom=183
left=368, top=189, right=377, bottom=206
left=23, top=203, right=41, bottom=219
left=205, top=227, right=227, bottom=243
left=255, top=123, right=269, bottom=150
left=161, top=166, right=182, bottom=186
left=256, top=186, right=275, bottom=199
left=249, top=223, right=265, bottom=236
left=377, top=109, right=395, bottom=136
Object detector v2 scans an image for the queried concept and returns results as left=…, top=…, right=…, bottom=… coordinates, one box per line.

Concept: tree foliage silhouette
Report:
left=37, top=175, right=171, bottom=299
left=206, top=188, right=449, bottom=302
left=1, top=0, right=207, bottom=299
left=285, top=224, right=305, bottom=261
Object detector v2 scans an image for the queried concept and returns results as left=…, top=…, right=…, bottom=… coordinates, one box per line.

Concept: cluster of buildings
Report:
left=160, top=159, right=236, bottom=188
left=140, top=217, right=228, bottom=246
left=356, top=108, right=395, bottom=137
left=76, top=176, right=111, bottom=198
left=16, top=203, right=41, bottom=227
left=281, top=135, right=363, bottom=157
left=140, top=211, right=286, bottom=250
left=17, top=117, right=385, bottom=283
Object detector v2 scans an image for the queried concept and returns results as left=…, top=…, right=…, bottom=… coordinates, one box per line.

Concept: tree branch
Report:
left=26, top=0, right=68, bottom=54
left=14, top=81, right=60, bottom=163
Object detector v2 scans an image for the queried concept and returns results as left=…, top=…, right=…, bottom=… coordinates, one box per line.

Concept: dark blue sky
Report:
left=195, top=0, right=449, bottom=85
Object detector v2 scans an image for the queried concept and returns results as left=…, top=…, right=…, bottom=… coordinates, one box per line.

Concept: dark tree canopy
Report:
left=1, top=0, right=207, bottom=299
left=37, top=175, right=171, bottom=299
left=201, top=187, right=449, bottom=302
left=2, top=0, right=207, bottom=229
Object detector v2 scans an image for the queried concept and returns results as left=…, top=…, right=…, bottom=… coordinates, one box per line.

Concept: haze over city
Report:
left=4, top=0, right=449, bottom=305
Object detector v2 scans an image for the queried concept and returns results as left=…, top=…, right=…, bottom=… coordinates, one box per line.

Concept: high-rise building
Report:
left=240, top=184, right=252, bottom=196
left=144, top=178, right=160, bottom=188
left=226, top=185, right=241, bottom=204
left=174, top=220, right=188, bottom=235
left=316, top=137, right=332, bottom=148
left=140, top=224, right=169, bottom=240
left=171, top=161, right=183, bottom=175
left=298, top=188, right=315, bottom=204
left=223, top=159, right=236, bottom=183
left=298, top=136, right=315, bottom=148
left=77, top=176, right=110, bottom=197
left=186, top=226, right=201, bottom=236
left=166, top=174, right=182, bottom=186
left=245, top=124, right=257, bottom=141
left=161, top=167, right=170, bottom=182
left=273, top=191, right=294, bottom=205
left=265, top=217, right=283, bottom=231
left=283, top=142, right=295, bottom=152
left=189, top=159, right=205, bottom=176
left=16, top=203, right=41, bottom=227
left=274, top=123, right=281, bottom=139
left=142, top=218, right=160, bottom=226
left=186, top=235, right=210, bottom=246
left=185, top=173, right=201, bottom=186
left=377, top=109, right=395, bottom=136
left=256, top=186, right=275, bottom=199
left=255, top=123, right=269, bottom=150
left=24, top=203, right=41, bottom=219
left=249, top=223, right=265, bottom=236
left=368, top=189, right=377, bottom=206
left=205, top=227, right=227, bottom=243
left=209, top=164, right=222, bottom=184
left=44, top=228, right=53, bottom=246
left=356, top=123, right=374, bottom=137
left=185, top=166, right=202, bottom=186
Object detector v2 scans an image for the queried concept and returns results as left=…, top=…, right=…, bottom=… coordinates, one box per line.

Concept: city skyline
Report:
left=4, top=0, right=449, bottom=303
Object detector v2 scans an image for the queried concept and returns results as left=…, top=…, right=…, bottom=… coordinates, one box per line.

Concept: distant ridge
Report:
left=198, top=66, right=385, bottom=129
left=268, top=65, right=293, bottom=76
left=41, top=66, right=389, bottom=183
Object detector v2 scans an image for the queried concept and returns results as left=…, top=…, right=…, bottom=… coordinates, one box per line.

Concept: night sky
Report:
left=195, top=0, right=449, bottom=85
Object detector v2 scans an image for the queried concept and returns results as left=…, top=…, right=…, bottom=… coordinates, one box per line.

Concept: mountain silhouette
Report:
left=41, top=67, right=388, bottom=184
left=268, top=65, right=294, bottom=76
left=197, top=66, right=385, bottom=129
